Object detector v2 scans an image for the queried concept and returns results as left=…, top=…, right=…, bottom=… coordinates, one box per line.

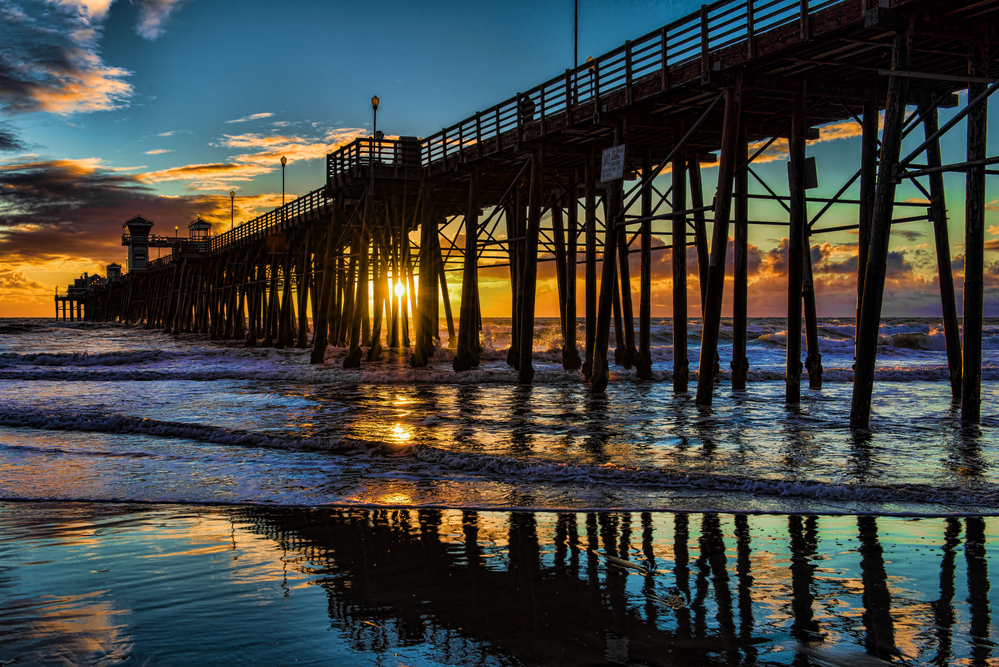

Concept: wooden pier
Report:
left=84, top=0, right=998, bottom=427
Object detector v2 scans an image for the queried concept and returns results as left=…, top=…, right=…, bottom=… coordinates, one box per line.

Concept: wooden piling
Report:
left=851, top=20, right=914, bottom=429
left=455, top=166, right=480, bottom=371
left=963, top=39, right=988, bottom=423
left=564, top=178, right=581, bottom=371
left=637, top=152, right=653, bottom=380
left=311, top=215, right=337, bottom=362
left=695, top=80, right=742, bottom=406
left=583, top=153, right=598, bottom=379
left=855, top=95, right=879, bottom=358
left=732, top=126, right=749, bottom=392
left=672, top=148, right=689, bottom=393
left=591, top=137, right=623, bottom=392
left=921, top=103, right=962, bottom=399
left=787, top=91, right=806, bottom=404
left=517, top=146, right=544, bottom=385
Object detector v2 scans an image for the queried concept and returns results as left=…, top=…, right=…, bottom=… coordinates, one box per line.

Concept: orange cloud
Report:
left=218, top=127, right=368, bottom=166
left=138, top=162, right=274, bottom=189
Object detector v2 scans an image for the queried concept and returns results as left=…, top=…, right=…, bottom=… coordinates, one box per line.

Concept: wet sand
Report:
left=0, top=501, right=995, bottom=666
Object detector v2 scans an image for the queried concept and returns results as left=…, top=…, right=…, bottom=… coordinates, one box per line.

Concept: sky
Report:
left=1, top=0, right=998, bottom=319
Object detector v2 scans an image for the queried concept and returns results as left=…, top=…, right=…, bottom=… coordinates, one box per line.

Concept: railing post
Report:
left=517, top=93, right=524, bottom=143
left=625, top=40, right=634, bottom=105
left=592, top=62, right=601, bottom=116
left=540, top=86, right=547, bottom=135
left=476, top=111, right=483, bottom=159
left=495, top=106, right=501, bottom=152
left=660, top=27, right=669, bottom=91
left=566, top=69, right=573, bottom=117
left=700, top=4, right=710, bottom=81
left=459, top=123, right=465, bottom=163
left=747, top=0, right=756, bottom=59
left=800, top=0, right=810, bottom=41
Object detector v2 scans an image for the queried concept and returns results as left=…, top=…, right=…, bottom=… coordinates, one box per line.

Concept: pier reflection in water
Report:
left=0, top=503, right=995, bottom=666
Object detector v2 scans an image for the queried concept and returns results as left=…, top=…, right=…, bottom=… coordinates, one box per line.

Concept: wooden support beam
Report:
left=856, top=94, right=879, bottom=357
left=921, top=103, right=962, bottom=400
left=802, top=230, right=822, bottom=389
left=672, top=146, right=689, bottom=393
left=637, top=152, right=653, bottom=380
left=616, top=152, right=638, bottom=370
left=695, top=78, right=742, bottom=406
left=518, top=146, right=544, bottom=385
left=296, top=229, right=311, bottom=349
left=689, top=158, right=709, bottom=314
left=732, top=125, right=749, bottom=392
left=963, top=39, right=988, bottom=423
left=263, top=251, right=280, bottom=347
left=454, top=165, right=480, bottom=372
left=550, top=190, right=572, bottom=369
left=564, top=178, right=581, bottom=371
left=852, top=19, right=913, bottom=429
left=368, top=239, right=385, bottom=361
left=312, top=215, right=337, bottom=363
left=591, top=130, right=624, bottom=392
left=787, top=91, right=807, bottom=403
left=412, top=188, right=435, bottom=368
left=344, top=230, right=368, bottom=369
left=583, top=153, right=598, bottom=379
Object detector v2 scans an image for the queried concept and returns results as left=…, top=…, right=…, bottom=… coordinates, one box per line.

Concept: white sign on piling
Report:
left=600, top=144, right=626, bottom=182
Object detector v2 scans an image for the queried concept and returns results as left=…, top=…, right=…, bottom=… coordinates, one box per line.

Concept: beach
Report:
left=1, top=316, right=997, bottom=664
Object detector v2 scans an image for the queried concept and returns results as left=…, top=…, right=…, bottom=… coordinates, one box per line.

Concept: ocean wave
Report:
left=4, top=408, right=996, bottom=509
left=0, top=323, right=50, bottom=335
left=414, top=448, right=999, bottom=509
left=2, top=361, right=996, bottom=383
left=0, top=408, right=401, bottom=456
left=0, top=350, right=174, bottom=367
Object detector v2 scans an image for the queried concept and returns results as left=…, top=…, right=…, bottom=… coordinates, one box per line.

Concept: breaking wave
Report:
left=3, top=408, right=996, bottom=509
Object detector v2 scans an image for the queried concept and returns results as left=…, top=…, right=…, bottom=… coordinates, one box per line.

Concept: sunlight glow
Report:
left=394, top=282, right=406, bottom=298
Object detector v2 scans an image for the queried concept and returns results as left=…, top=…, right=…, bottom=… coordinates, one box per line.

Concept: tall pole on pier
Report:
left=574, top=0, right=578, bottom=67
left=280, top=156, right=287, bottom=206
left=372, top=96, right=379, bottom=137
left=230, top=191, right=235, bottom=231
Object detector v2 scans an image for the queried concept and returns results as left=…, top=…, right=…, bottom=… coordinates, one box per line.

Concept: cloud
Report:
left=226, top=112, right=275, bottom=124
left=157, top=130, right=176, bottom=137
left=217, top=127, right=367, bottom=165
left=0, top=158, right=282, bottom=268
left=144, top=148, right=174, bottom=155
left=138, top=161, right=274, bottom=189
left=0, top=122, right=26, bottom=151
left=132, top=0, right=188, bottom=39
left=0, top=0, right=188, bottom=122
left=892, top=229, right=925, bottom=243
left=0, top=1, right=133, bottom=117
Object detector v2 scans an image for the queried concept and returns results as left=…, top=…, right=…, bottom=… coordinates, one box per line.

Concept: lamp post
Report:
left=230, top=191, right=235, bottom=231
left=280, top=156, right=287, bottom=206
left=371, top=95, right=379, bottom=137
left=574, top=0, right=578, bottom=67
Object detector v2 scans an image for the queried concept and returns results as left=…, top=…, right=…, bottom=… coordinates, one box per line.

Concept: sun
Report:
left=393, top=282, right=406, bottom=298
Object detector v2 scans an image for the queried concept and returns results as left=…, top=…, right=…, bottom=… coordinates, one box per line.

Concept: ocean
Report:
left=1, top=316, right=997, bottom=665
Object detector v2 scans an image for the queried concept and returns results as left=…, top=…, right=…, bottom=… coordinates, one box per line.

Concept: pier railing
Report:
left=326, top=137, right=422, bottom=187
left=419, top=0, right=841, bottom=166
left=210, top=186, right=330, bottom=254
left=247, top=0, right=846, bottom=252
